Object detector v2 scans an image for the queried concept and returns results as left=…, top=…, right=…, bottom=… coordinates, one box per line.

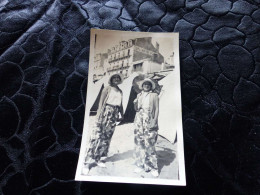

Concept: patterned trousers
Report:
left=134, top=109, right=158, bottom=172
left=84, top=104, right=119, bottom=164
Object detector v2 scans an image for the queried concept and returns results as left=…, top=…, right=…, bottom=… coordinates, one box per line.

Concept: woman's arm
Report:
left=119, top=102, right=124, bottom=120
left=97, top=86, right=109, bottom=115
left=153, top=94, right=159, bottom=120
left=149, top=94, right=159, bottom=130
left=118, top=91, right=124, bottom=121
left=133, top=93, right=141, bottom=111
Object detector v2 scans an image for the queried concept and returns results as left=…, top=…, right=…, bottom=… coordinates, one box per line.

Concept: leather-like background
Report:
left=0, top=0, right=259, bottom=194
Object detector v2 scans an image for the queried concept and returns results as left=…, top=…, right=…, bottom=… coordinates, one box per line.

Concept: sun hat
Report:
left=139, top=78, right=156, bottom=90
left=108, top=73, right=124, bottom=85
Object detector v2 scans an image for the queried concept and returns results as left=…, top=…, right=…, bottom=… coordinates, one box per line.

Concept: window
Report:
left=153, top=53, right=158, bottom=59
left=128, top=49, right=130, bottom=56
left=128, top=40, right=132, bottom=47
left=133, top=63, right=143, bottom=71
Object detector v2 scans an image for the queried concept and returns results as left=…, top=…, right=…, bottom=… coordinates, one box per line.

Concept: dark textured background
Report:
left=0, top=0, right=260, bottom=194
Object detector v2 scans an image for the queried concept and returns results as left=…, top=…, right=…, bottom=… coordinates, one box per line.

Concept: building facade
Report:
left=162, top=52, right=175, bottom=70
left=93, top=37, right=168, bottom=81
left=93, top=53, right=108, bottom=82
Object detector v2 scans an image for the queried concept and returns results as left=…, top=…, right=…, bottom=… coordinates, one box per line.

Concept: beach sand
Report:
left=86, top=120, right=179, bottom=180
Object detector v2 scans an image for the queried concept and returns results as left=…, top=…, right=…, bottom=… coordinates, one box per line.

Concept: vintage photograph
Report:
left=75, top=29, right=186, bottom=186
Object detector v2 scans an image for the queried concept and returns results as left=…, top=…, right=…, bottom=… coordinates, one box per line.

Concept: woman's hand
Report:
left=133, top=99, right=139, bottom=111
left=117, top=116, right=124, bottom=122
left=149, top=117, right=157, bottom=129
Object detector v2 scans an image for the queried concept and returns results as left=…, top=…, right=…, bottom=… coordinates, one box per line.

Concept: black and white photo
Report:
left=75, top=29, right=186, bottom=186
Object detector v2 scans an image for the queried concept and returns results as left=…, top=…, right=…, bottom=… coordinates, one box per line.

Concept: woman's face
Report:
left=111, top=75, right=121, bottom=85
left=142, top=81, right=152, bottom=92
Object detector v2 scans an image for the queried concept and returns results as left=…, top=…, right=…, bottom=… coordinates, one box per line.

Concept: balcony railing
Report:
left=107, top=65, right=130, bottom=72
left=108, top=55, right=131, bottom=63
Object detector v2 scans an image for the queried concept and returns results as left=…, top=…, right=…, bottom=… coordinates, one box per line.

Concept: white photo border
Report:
left=75, top=29, right=186, bottom=186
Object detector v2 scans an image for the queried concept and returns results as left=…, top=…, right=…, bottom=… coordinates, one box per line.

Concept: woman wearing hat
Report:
left=133, top=78, right=160, bottom=177
left=82, top=73, right=124, bottom=175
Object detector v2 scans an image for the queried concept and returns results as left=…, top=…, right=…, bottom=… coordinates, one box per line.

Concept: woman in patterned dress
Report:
left=133, top=78, right=160, bottom=177
left=82, top=73, right=124, bottom=175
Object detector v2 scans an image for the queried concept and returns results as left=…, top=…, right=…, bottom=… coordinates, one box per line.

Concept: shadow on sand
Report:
left=105, top=147, right=176, bottom=174
left=106, top=150, right=134, bottom=163
left=157, top=148, right=176, bottom=173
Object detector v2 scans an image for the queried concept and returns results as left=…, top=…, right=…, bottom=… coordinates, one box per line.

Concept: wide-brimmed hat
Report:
left=108, top=73, right=124, bottom=85
left=139, top=78, right=156, bottom=90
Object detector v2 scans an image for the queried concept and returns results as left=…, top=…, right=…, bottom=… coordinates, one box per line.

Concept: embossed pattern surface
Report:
left=0, top=0, right=259, bottom=194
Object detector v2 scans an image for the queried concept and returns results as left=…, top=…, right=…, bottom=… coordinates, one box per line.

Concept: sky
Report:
left=94, top=33, right=176, bottom=61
